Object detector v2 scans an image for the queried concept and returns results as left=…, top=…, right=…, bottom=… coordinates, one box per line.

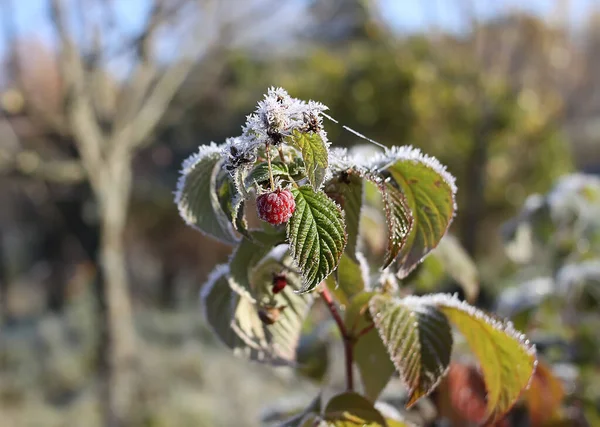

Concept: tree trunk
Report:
left=97, top=159, right=137, bottom=427
left=461, top=104, right=492, bottom=257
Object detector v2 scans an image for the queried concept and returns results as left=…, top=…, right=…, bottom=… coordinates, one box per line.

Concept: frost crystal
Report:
left=220, top=136, right=257, bottom=173
left=223, top=87, right=329, bottom=173
left=404, top=293, right=537, bottom=358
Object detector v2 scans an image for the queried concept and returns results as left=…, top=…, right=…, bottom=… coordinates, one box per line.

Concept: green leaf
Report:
left=323, top=392, right=387, bottom=426
left=369, top=294, right=453, bottom=407
left=201, top=251, right=314, bottom=365
left=346, top=292, right=395, bottom=401
left=271, top=395, right=322, bottom=427
left=245, top=161, right=290, bottom=188
left=287, top=129, right=329, bottom=190
left=216, top=171, right=249, bottom=236
left=384, top=419, right=415, bottom=427
left=429, top=294, right=537, bottom=424
left=228, top=233, right=285, bottom=301
left=287, top=186, right=347, bottom=293
left=241, top=250, right=315, bottom=363
left=373, top=146, right=456, bottom=277
left=200, top=265, right=261, bottom=359
left=175, top=144, right=239, bottom=244
left=374, top=177, right=413, bottom=269
left=374, top=402, right=418, bottom=427
left=325, top=170, right=364, bottom=260
left=326, top=253, right=369, bottom=307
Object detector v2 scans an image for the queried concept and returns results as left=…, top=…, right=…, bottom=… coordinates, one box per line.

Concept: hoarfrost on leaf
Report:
left=368, top=145, right=457, bottom=199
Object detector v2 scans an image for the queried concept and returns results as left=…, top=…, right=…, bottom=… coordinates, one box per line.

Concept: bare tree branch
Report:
left=111, top=1, right=220, bottom=153
left=49, top=0, right=105, bottom=188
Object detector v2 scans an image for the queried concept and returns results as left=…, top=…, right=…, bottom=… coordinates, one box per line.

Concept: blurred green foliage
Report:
left=0, top=1, right=586, bottom=425
left=217, top=33, right=572, bottom=262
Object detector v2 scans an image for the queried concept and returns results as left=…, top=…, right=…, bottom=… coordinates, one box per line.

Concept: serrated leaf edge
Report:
left=369, top=145, right=457, bottom=207
left=411, top=293, right=537, bottom=360
left=287, top=187, right=348, bottom=293
left=368, top=295, right=453, bottom=406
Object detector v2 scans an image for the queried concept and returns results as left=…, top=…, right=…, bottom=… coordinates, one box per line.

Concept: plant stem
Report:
left=265, top=143, right=275, bottom=191
left=278, top=146, right=286, bottom=163
left=355, top=322, right=375, bottom=339
left=320, top=286, right=354, bottom=391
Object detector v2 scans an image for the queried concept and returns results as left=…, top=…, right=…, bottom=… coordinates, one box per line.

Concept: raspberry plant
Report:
left=175, top=88, right=537, bottom=426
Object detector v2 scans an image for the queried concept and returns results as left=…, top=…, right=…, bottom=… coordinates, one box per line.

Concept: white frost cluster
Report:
left=223, top=87, right=329, bottom=172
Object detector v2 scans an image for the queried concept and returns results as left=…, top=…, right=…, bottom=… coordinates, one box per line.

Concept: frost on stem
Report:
left=223, top=87, right=330, bottom=174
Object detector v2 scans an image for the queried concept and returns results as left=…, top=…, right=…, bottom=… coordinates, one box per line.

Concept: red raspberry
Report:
left=256, top=189, right=295, bottom=225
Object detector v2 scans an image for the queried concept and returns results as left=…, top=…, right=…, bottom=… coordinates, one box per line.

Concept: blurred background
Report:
left=0, top=0, right=599, bottom=426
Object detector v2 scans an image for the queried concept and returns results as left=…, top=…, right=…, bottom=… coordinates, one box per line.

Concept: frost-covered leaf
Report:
left=231, top=284, right=311, bottom=365
left=287, top=130, right=329, bottom=190
left=288, top=186, right=347, bottom=293
left=228, top=233, right=286, bottom=301
left=325, top=169, right=364, bottom=260
left=424, top=294, right=537, bottom=424
left=346, top=292, right=395, bottom=401
left=216, top=170, right=248, bottom=236
left=375, top=177, right=413, bottom=269
left=323, top=392, right=387, bottom=426
left=369, top=295, right=453, bottom=407
left=326, top=253, right=369, bottom=307
left=201, top=251, right=314, bottom=365
left=371, top=146, right=456, bottom=277
left=200, top=264, right=260, bottom=359
left=240, top=250, right=314, bottom=364
left=175, top=144, right=239, bottom=244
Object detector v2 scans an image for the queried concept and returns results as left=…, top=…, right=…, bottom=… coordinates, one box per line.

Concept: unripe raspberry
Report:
left=271, top=273, right=287, bottom=294
left=256, top=189, right=295, bottom=225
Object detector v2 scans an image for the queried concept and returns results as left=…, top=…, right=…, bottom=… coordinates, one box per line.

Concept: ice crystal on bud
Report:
left=244, top=88, right=328, bottom=145
left=220, top=87, right=330, bottom=174
left=221, top=136, right=257, bottom=174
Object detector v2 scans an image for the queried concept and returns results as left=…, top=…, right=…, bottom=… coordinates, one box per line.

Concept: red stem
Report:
left=320, top=286, right=353, bottom=391
left=355, top=322, right=375, bottom=339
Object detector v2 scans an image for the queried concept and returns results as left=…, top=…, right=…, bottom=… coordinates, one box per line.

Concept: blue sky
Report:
left=380, top=0, right=599, bottom=33
left=1, top=0, right=598, bottom=57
